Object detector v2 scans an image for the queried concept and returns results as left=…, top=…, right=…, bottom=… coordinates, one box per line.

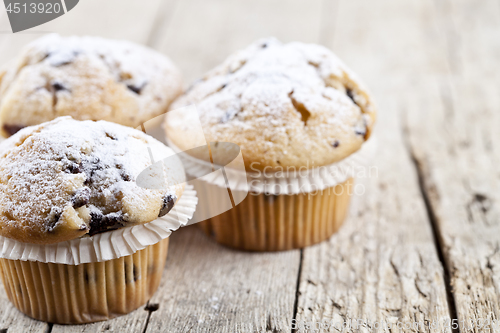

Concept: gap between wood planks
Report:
left=405, top=0, right=500, bottom=328
left=402, top=111, right=459, bottom=333
left=291, top=250, right=303, bottom=333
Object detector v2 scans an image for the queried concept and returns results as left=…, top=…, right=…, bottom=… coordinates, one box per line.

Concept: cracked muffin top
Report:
left=165, top=38, right=376, bottom=171
left=0, top=117, right=184, bottom=245
left=0, top=34, right=183, bottom=138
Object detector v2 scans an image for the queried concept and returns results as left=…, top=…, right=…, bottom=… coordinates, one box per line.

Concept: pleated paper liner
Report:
left=0, top=186, right=197, bottom=324
left=165, top=136, right=376, bottom=251
left=0, top=238, right=168, bottom=324
left=199, top=178, right=353, bottom=251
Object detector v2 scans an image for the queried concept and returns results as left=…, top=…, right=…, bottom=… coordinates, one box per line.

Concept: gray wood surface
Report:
left=0, top=0, right=497, bottom=331
left=405, top=0, right=500, bottom=330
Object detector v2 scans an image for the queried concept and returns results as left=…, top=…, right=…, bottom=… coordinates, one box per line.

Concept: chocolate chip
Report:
left=127, top=85, right=141, bottom=93
left=355, top=128, right=366, bottom=136
left=346, top=88, right=356, bottom=104
left=52, top=82, right=67, bottom=92
left=261, top=43, right=268, bottom=48
left=46, top=207, right=63, bottom=232
left=105, top=132, right=117, bottom=140
left=82, top=156, right=102, bottom=183
left=115, top=161, right=131, bottom=181
left=127, top=82, right=147, bottom=94
left=45, top=81, right=68, bottom=107
left=158, top=193, right=177, bottom=217
left=120, top=172, right=132, bottom=182
left=65, top=161, right=82, bottom=174
left=2, top=124, right=25, bottom=136
left=332, top=140, right=340, bottom=148
left=72, top=188, right=90, bottom=208
left=89, top=211, right=126, bottom=236
left=89, top=211, right=103, bottom=227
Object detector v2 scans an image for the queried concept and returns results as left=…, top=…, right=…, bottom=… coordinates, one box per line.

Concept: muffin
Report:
left=0, top=116, right=191, bottom=323
left=164, top=38, right=376, bottom=251
left=0, top=34, right=182, bottom=138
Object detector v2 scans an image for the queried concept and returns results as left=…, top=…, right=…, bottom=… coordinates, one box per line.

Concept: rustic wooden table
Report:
left=0, top=0, right=498, bottom=332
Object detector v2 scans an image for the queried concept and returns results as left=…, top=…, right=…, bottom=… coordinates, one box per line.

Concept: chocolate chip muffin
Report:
left=165, top=38, right=377, bottom=251
left=166, top=37, right=375, bottom=172
left=0, top=34, right=182, bottom=137
left=0, top=116, right=183, bottom=244
left=0, top=116, right=187, bottom=323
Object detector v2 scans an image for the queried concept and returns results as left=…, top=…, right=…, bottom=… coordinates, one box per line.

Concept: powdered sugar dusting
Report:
left=167, top=38, right=376, bottom=170
left=0, top=34, right=183, bottom=136
left=0, top=117, right=184, bottom=244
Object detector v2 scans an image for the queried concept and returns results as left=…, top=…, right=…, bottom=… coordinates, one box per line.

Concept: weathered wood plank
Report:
left=294, top=0, right=453, bottom=331
left=405, top=0, right=500, bottom=329
left=0, top=302, right=49, bottom=333
left=51, top=308, right=149, bottom=333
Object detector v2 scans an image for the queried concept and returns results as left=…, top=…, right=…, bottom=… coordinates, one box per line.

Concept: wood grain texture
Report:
left=0, top=295, right=49, bottom=333
left=293, top=0, right=453, bottom=331
left=145, top=227, right=300, bottom=333
left=51, top=308, right=149, bottom=333
left=405, top=0, right=500, bottom=330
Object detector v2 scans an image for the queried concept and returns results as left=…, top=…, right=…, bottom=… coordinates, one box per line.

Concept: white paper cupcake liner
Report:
left=165, top=137, right=377, bottom=195
left=0, top=185, right=197, bottom=264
